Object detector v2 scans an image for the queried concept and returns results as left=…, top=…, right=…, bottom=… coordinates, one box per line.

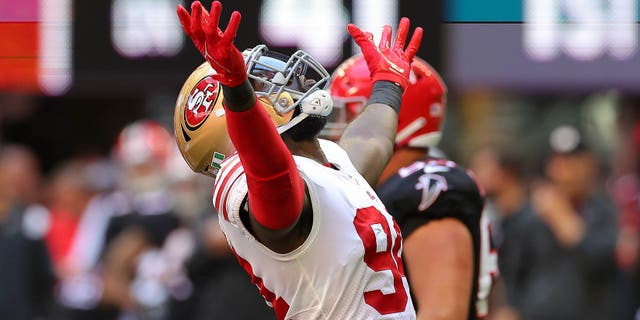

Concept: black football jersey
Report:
left=377, top=158, right=497, bottom=319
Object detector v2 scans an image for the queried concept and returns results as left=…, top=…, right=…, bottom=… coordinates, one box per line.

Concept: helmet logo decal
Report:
left=185, top=76, right=219, bottom=130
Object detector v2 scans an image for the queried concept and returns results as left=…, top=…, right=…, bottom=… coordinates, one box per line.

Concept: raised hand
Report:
left=177, top=1, right=247, bottom=87
left=347, top=18, right=423, bottom=91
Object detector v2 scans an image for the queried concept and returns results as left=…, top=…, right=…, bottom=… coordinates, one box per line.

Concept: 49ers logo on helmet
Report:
left=185, top=76, right=219, bottom=130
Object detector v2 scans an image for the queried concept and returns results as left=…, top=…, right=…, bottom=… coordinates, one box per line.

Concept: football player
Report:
left=329, top=55, right=498, bottom=319
left=173, top=1, right=423, bottom=319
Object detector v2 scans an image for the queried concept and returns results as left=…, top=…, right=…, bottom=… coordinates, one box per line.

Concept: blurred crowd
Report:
left=463, top=100, right=640, bottom=320
left=0, top=119, right=275, bottom=320
left=1, top=99, right=640, bottom=320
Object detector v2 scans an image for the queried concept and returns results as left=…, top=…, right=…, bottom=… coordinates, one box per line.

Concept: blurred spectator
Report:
left=172, top=213, right=276, bottom=320
left=63, top=159, right=120, bottom=279
left=469, top=146, right=530, bottom=248
left=0, top=144, right=45, bottom=205
left=100, top=120, right=187, bottom=319
left=164, top=146, right=214, bottom=230
left=49, top=120, right=188, bottom=320
left=611, top=120, right=640, bottom=319
left=0, top=144, right=55, bottom=319
left=496, top=125, right=619, bottom=320
left=44, top=160, right=96, bottom=275
left=164, top=140, right=275, bottom=320
left=469, top=145, right=531, bottom=320
left=48, top=158, right=125, bottom=320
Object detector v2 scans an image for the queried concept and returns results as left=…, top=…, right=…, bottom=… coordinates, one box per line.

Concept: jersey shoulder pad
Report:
left=212, top=154, right=247, bottom=226
left=318, top=138, right=350, bottom=163
left=378, top=159, right=484, bottom=231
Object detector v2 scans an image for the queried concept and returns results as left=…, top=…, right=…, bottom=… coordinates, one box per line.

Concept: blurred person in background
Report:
left=0, top=144, right=55, bottom=319
left=611, top=120, right=640, bottom=319
left=108, top=119, right=181, bottom=249
left=0, top=144, right=46, bottom=206
left=164, top=146, right=213, bottom=230
left=47, top=157, right=129, bottom=320
left=164, top=147, right=276, bottom=319
left=95, top=119, right=189, bottom=319
left=468, top=146, right=531, bottom=320
left=54, top=118, right=268, bottom=320
left=495, top=124, right=619, bottom=320
left=328, top=54, right=497, bottom=320
left=44, top=159, right=96, bottom=277
left=170, top=208, right=277, bottom=320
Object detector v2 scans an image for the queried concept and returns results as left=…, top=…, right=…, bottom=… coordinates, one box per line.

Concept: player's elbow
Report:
left=246, top=169, right=305, bottom=230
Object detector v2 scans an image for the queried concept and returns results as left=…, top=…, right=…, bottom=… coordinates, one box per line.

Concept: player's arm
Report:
left=403, top=218, right=474, bottom=320
left=339, top=85, right=400, bottom=186
left=177, top=2, right=305, bottom=238
left=381, top=167, right=488, bottom=320
left=338, top=18, right=422, bottom=186
left=223, top=83, right=305, bottom=234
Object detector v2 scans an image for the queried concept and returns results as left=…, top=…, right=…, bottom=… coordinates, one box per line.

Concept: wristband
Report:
left=367, top=80, right=403, bottom=113
left=221, top=80, right=257, bottom=112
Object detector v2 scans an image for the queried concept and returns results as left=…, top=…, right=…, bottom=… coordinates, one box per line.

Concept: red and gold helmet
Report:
left=327, top=55, right=447, bottom=148
left=174, top=62, right=295, bottom=179
left=174, top=62, right=233, bottom=178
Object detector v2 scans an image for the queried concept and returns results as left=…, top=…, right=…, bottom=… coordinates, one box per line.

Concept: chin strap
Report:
left=277, top=89, right=333, bottom=134
left=277, top=113, right=309, bottom=134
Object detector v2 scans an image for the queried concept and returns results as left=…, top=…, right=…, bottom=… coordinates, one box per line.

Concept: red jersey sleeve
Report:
left=224, top=99, right=304, bottom=230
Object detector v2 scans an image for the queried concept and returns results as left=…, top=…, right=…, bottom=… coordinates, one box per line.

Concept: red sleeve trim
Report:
left=224, top=100, right=304, bottom=230
left=213, top=155, right=243, bottom=221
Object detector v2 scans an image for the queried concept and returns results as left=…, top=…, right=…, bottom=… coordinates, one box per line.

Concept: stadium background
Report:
left=2, top=0, right=637, bottom=175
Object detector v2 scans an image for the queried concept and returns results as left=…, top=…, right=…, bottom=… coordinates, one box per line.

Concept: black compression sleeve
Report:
left=221, top=80, right=257, bottom=112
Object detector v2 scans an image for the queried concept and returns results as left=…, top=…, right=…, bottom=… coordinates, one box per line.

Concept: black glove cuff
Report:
left=222, top=80, right=257, bottom=112
left=368, top=80, right=403, bottom=113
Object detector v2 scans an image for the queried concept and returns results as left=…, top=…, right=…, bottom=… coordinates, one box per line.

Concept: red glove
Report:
left=177, top=1, right=247, bottom=87
left=348, top=17, right=423, bottom=91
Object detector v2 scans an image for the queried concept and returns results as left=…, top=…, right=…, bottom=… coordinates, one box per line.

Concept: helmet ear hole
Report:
left=300, top=89, right=333, bottom=117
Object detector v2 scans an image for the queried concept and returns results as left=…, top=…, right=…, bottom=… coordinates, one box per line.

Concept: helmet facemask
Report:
left=243, top=45, right=333, bottom=135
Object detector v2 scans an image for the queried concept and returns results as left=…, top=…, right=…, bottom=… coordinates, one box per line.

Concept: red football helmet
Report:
left=114, top=119, right=174, bottom=167
left=327, top=54, right=447, bottom=149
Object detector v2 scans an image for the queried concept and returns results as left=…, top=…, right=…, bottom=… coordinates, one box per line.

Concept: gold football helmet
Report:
left=176, top=46, right=332, bottom=179
left=174, top=62, right=233, bottom=178
left=174, top=62, right=295, bottom=178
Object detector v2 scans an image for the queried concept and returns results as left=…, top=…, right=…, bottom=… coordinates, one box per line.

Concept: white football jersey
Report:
left=213, top=139, right=415, bottom=320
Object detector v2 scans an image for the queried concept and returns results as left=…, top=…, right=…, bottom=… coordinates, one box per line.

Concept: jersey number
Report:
left=353, top=206, right=409, bottom=315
